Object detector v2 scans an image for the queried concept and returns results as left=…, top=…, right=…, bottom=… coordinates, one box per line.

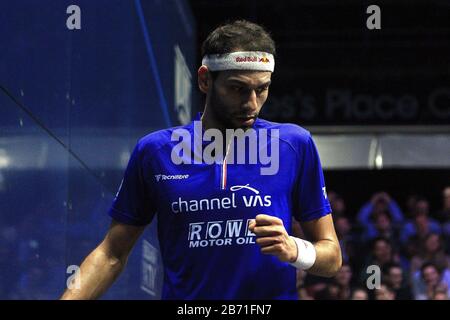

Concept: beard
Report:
left=209, top=85, right=259, bottom=130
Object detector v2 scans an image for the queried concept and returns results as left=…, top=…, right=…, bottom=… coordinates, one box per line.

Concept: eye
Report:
left=256, top=86, right=269, bottom=94
left=230, top=85, right=243, bottom=92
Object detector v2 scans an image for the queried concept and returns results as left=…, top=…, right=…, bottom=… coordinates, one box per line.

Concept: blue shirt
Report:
left=109, top=117, right=331, bottom=299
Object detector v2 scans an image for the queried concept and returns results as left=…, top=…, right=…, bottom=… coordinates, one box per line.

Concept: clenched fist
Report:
left=249, top=214, right=298, bottom=263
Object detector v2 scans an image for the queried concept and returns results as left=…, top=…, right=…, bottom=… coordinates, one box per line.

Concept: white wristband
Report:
left=289, top=236, right=316, bottom=270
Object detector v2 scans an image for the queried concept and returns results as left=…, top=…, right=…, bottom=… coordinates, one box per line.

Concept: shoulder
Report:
left=136, top=124, right=190, bottom=155
left=255, top=118, right=313, bottom=151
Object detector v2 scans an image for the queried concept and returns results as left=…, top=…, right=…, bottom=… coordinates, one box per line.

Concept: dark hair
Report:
left=371, top=236, right=392, bottom=250
left=381, top=262, right=402, bottom=275
left=372, top=210, right=392, bottom=223
left=378, top=281, right=395, bottom=293
left=420, top=262, right=440, bottom=277
left=201, top=20, right=276, bottom=79
left=415, top=196, right=428, bottom=203
left=202, top=20, right=276, bottom=57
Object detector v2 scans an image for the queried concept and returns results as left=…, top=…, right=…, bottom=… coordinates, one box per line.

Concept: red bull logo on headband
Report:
left=235, top=56, right=258, bottom=63
left=202, top=51, right=275, bottom=72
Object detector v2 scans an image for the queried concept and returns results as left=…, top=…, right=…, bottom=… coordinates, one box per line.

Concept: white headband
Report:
left=202, top=51, right=275, bottom=72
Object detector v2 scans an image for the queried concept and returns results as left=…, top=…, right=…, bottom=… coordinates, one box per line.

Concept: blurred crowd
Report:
left=294, top=186, right=450, bottom=300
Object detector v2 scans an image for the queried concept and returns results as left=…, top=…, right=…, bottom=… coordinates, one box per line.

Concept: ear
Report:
left=198, top=65, right=211, bottom=94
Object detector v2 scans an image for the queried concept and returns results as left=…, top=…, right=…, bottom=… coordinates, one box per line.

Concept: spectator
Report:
left=357, top=192, right=405, bottom=242
left=405, top=194, right=420, bottom=219
left=374, top=282, right=396, bottom=300
left=297, top=287, right=314, bottom=300
left=436, top=187, right=450, bottom=250
left=328, top=191, right=347, bottom=218
left=371, top=237, right=400, bottom=267
left=383, top=263, right=412, bottom=300
left=303, top=274, right=329, bottom=300
left=410, top=233, right=449, bottom=277
left=435, top=186, right=450, bottom=223
left=432, top=289, right=448, bottom=300
left=364, top=211, right=401, bottom=245
left=351, top=287, right=369, bottom=300
left=400, top=198, right=442, bottom=245
left=444, top=222, right=450, bottom=255
left=334, top=263, right=353, bottom=299
left=334, top=215, right=357, bottom=264
left=403, top=235, right=422, bottom=265
left=315, top=282, right=340, bottom=300
left=360, top=237, right=402, bottom=284
left=296, top=269, right=314, bottom=300
left=412, top=262, right=450, bottom=300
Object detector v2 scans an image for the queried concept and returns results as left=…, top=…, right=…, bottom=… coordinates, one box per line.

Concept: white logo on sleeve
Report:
left=322, top=187, right=328, bottom=199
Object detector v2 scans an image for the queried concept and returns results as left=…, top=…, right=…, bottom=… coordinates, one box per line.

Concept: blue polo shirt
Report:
left=108, top=116, right=331, bottom=300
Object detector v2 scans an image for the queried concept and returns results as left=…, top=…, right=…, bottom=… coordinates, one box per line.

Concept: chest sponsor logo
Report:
left=171, top=184, right=272, bottom=213
left=188, top=219, right=255, bottom=248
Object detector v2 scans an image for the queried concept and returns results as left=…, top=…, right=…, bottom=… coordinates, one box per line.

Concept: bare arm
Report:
left=60, top=219, right=146, bottom=300
left=250, top=213, right=341, bottom=278
left=300, top=214, right=342, bottom=277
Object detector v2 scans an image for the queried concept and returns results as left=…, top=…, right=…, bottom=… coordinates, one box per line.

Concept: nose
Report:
left=242, top=89, right=258, bottom=112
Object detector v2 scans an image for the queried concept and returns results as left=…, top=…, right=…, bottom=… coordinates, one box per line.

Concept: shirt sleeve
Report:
left=387, top=199, right=405, bottom=225
left=293, top=133, right=332, bottom=222
left=108, top=141, right=156, bottom=226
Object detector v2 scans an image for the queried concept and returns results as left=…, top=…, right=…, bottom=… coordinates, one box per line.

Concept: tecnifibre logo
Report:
left=155, top=174, right=189, bottom=182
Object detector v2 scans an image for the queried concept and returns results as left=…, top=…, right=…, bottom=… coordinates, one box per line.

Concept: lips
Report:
left=235, top=115, right=256, bottom=127
left=237, top=116, right=255, bottom=121
left=235, top=114, right=257, bottom=120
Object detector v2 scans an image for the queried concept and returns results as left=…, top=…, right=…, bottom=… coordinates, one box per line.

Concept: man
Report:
left=413, top=262, right=450, bottom=300
left=436, top=186, right=450, bottom=223
left=61, top=20, right=341, bottom=300
left=382, top=263, right=412, bottom=300
left=400, top=197, right=442, bottom=244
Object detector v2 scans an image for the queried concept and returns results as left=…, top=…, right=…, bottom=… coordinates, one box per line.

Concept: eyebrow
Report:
left=227, top=79, right=271, bottom=88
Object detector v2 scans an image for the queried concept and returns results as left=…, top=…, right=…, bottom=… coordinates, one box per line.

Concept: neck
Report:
left=201, top=104, right=226, bottom=132
left=200, top=105, right=238, bottom=159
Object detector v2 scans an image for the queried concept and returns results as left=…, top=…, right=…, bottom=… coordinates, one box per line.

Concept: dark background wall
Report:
left=189, top=0, right=450, bottom=125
